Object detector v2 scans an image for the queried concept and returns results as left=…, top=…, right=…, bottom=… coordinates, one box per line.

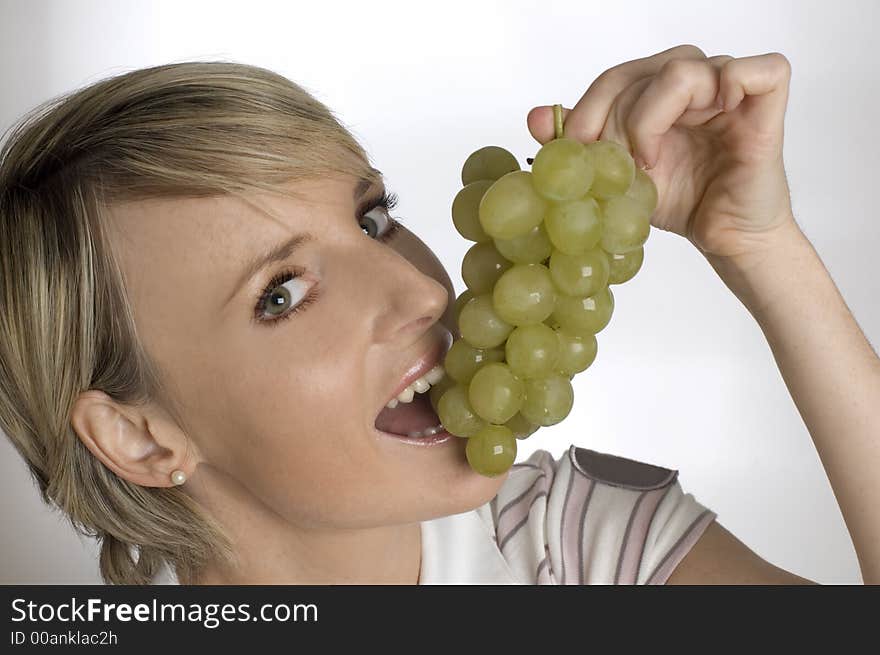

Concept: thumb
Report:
left=527, top=105, right=572, bottom=144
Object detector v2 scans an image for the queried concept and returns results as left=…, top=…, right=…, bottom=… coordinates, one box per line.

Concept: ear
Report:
left=70, top=389, right=199, bottom=488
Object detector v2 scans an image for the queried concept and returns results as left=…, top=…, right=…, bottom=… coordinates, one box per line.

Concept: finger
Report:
left=563, top=44, right=707, bottom=143
left=674, top=55, right=735, bottom=125
left=625, top=58, right=725, bottom=169
left=596, top=77, right=652, bottom=153
left=607, top=56, right=733, bottom=147
left=717, top=52, right=791, bottom=139
left=526, top=105, right=571, bottom=144
left=599, top=58, right=733, bottom=155
left=527, top=43, right=707, bottom=145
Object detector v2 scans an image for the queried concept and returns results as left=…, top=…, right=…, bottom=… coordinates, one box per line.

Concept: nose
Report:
left=367, top=244, right=450, bottom=345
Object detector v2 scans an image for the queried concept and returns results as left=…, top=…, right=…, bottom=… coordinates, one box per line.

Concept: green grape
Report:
left=452, top=180, right=494, bottom=242
left=428, top=373, right=456, bottom=413
left=466, top=425, right=517, bottom=477
left=584, top=140, right=635, bottom=199
left=493, top=223, right=552, bottom=264
left=458, top=294, right=513, bottom=349
left=555, top=329, right=598, bottom=376
left=548, top=246, right=610, bottom=298
left=543, top=195, right=602, bottom=255
left=444, top=339, right=505, bottom=385
left=530, top=137, right=595, bottom=202
left=600, top=196, right=651, bottom=255
left=437, top=384, right=486, bottom=438
left=478, top=171, right=547, bottom=240
left=461, top=146, right=521, bottom=186
left=505, top=323, right=560, bottom=379
left=624, top=167, right=658, bottom=216
left=520, top=373, right=574, bottom=427
left=467, top=362, right=524, bottom=424
left=492, top=263, right=557, bottom=326
left=599, top=195, right=651, bottom=254
left=453, top=289, right=475, bottom=326
left=550, top=286, right=614, bottom=335
left=606, top=247, right=644, bottom=285
left=461, top=241, right=512, bottom=295
left=505, top=412, right=539, bottom=440
left=452, top=130, right=656, bottom=468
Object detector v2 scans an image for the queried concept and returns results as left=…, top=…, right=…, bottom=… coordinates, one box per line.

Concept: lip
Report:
left=377, top=325, right=454, bottom=416
left=372, top=425, right=458, bottom=447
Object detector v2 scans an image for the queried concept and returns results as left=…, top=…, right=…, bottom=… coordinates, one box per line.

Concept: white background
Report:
left=1, top=0, right=876, bottom=584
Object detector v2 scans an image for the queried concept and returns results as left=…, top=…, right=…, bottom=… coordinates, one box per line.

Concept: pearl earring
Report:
left=170, top=470, right=187, bottom=486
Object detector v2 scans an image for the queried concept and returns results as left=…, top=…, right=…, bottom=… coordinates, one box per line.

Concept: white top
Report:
left=152, top=444, right=716, bottom=585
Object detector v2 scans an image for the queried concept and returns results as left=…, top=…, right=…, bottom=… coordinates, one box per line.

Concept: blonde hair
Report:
left=0, top=61, right=382, bottom=584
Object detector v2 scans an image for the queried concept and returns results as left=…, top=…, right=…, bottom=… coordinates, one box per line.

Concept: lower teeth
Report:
left=407, top=424, right=444, bottom=439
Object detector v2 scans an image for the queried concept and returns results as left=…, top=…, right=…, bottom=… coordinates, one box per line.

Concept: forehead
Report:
left=106, top=175, right=355, bottom=267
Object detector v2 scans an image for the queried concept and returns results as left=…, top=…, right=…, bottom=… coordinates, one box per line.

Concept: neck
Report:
left=178, top=464, right=422, bottom=585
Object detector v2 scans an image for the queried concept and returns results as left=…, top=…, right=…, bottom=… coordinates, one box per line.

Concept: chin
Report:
left=429, top=464, right=510, bottom=519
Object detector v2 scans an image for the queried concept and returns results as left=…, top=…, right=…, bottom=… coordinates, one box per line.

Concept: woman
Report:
left=1, top=46, right=873, bottom=585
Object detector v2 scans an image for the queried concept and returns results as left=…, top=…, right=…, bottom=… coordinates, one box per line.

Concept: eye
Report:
left=261, top=274, right=310, bottom=317
left=358, top=190, right=402, bottom=242
left=253, top=269, right=318, bottom=325
left=359, top=206, right=392, bottom=239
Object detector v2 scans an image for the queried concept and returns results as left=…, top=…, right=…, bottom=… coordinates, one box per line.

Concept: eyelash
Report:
left=360, top=189, right=401, bottom=242
left=252, top=189, right=403, bottom=326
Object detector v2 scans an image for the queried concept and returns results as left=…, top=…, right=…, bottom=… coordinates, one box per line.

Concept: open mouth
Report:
left=373, top=329, right=456, bottom=444
left=374, top=389, right=447, bottom=440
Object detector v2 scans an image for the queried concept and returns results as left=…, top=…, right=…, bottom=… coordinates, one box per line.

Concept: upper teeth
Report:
left=386, top=364, right=445, bottom=409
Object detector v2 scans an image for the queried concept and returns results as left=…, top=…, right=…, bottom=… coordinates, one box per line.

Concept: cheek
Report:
left=208, top=338, right=366, bottom=471
left=242, top=349, right=365, bottom=444
left=212, top=370, right=371, bottom=526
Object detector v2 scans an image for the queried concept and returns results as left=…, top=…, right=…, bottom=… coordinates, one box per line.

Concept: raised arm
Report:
left=527, top=44, right=875, bottom=583
left=705, top=219, right=880, bottom=583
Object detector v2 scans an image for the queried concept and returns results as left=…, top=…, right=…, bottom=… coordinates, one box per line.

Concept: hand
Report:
left=527, top=44, right=798, bottom=261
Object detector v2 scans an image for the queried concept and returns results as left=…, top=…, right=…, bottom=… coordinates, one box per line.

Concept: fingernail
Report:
left=634, top=155, right=650, bottom=170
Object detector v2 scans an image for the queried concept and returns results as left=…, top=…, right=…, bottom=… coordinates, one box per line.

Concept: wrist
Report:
left=701, top=216, right=812, bottom=317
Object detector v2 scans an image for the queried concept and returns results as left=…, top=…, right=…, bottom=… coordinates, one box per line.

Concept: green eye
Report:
left=264, top=284, right=292, bottom=317
left=360, top=206, right=397, bottom=240
left=359, top=214, right=380, bottom=238
left=255, top=272, right=313, bottom=323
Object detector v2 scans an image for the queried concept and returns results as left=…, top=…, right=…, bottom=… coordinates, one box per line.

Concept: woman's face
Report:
left=104, top=173, right=507, bottom=530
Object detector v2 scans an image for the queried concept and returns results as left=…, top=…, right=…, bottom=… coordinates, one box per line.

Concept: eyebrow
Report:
left=224, top=172, right=383, bottom=308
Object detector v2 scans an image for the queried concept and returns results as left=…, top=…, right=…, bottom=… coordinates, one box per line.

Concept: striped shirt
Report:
left=152, top=444, right=716, bottom=585
left=418, top=444, right=717, bottom=584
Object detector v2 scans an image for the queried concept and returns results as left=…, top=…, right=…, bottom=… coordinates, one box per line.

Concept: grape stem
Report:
left=526, top=104, right=565, bottom=166
left=552, top=103, right=565, bottom=140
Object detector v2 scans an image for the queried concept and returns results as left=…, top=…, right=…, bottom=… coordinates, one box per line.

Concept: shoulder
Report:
left=567, top=445, right=678, bottom=490
left=483, top=445, right=717, bottom=585
left=498, top=444, right=678, bottom=494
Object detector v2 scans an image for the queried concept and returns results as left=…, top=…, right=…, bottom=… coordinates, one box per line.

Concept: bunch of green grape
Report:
left=430, top=105, right=658, bottom=477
